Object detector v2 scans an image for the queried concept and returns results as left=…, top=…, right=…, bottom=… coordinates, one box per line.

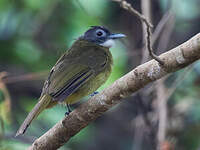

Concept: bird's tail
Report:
left=15, top=94, right=51, bottom=137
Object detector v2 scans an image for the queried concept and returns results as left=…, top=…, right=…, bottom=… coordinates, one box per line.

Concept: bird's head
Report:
left=79, top=26, right=126, bottom=48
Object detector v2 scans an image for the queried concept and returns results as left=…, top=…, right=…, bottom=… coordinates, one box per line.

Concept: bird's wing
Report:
left=41, top=43, right=108, bottom=102
left=46, top=62, right=94, bottom=102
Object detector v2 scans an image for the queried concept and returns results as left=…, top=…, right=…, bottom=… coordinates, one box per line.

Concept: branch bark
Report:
left=28, top=33, right=200, bottom=150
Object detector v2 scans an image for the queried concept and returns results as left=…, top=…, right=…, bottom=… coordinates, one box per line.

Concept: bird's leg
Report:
left=90, top=91, right=99, bottom=97
left=65, top=104, right=72, bottom=116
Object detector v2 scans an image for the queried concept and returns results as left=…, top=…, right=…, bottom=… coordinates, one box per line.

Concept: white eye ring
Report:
left=96, top=29, right=105, bottom=37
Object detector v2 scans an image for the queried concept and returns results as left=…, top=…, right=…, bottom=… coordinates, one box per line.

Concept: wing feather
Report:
left=50, top=68, right=93, bottom=102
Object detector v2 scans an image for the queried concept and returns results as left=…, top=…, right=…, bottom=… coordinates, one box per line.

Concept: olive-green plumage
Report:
left=46, top=39, right=113, bottom=105
left=16, top=39, right=113, bottom=136
left=16, top=26, right=125, bottom=136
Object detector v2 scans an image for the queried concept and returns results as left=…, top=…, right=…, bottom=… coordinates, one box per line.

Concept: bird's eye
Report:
left=97, top=31, right=103, bottom=36
left=96, top=29, right=105, bottom=37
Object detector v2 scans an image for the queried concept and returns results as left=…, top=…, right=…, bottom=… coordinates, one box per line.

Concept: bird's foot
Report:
left=90, top=91, right=99, bottom=97
left=65, top=104, right=72, bottom=116
left=65, top=111, right=71, bottom=116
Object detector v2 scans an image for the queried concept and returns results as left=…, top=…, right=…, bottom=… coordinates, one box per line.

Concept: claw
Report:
left=65, top=104, right=72, bottom=116
left=90, top=91, right=99, bottom=97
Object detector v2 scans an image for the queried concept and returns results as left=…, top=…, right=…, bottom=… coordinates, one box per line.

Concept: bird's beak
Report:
left=108, top=33, right=126, bottom=39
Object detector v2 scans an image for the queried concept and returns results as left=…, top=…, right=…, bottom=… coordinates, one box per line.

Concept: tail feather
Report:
left=15, top=95, right=51, bottom=137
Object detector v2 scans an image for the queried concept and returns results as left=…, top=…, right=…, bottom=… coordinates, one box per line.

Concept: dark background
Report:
left=1, top=0, right=200, bottom=149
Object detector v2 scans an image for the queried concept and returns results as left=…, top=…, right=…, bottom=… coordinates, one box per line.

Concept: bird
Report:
left=15, top=26, right=125, bottom=136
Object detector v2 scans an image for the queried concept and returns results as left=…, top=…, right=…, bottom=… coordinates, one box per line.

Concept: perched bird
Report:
left=15, top=26, right=125, bottom=136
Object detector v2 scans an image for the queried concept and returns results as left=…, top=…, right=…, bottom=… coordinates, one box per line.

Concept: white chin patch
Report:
left=100, top=39, right=115, bottom=48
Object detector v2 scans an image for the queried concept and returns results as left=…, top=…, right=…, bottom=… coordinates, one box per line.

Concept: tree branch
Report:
left=27, top=33, right=200, bottom=150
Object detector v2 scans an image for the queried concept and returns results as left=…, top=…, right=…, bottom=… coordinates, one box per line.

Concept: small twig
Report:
left=2, top=71, right=48, bottom=84
left=146, top=26, right=164, bottom=65
left=141, top=11, right=173, bottom=63
left=111, top=0, right=153, bottom=27
left=3, top=133, right=35, bottom=144
left=111, top=0, right=164, bottom=65
left=140, top=0, right=152, bottom=63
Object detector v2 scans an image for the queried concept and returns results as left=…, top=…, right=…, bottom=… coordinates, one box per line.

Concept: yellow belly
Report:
left=65, top=66, right=112, bottom=104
